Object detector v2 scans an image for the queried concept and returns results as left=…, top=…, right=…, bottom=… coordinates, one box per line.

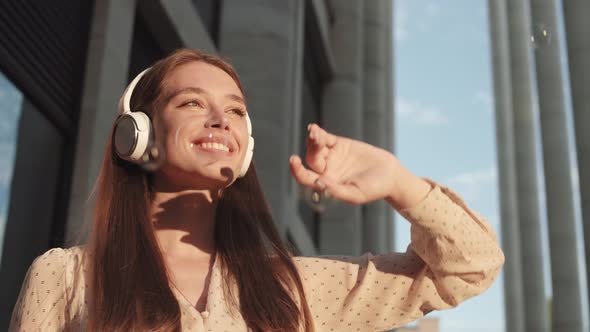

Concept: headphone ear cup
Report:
left=238, top=136, right=254, bottom=177
left=113, top=111, right=152, bottom=161
left=238, top=114, right=254, bottom=178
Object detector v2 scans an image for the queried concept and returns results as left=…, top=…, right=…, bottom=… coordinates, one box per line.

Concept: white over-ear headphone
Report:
left=113, top=67, right=255, bottom=178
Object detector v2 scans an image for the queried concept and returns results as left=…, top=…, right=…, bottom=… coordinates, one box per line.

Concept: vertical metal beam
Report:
left=488, top=0, right=526, bottom=331
left=562, top=1, right=590, bottom=322
left=506, top=0, right=550, bottom=330
left=529, top=0, right=585, bottom=330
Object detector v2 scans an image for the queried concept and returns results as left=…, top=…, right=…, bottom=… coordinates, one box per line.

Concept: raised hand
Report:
left=289, top=124, right=431, bottom=209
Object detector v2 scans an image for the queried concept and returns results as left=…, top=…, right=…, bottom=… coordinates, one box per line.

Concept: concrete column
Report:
left=361, top=0, right=388, bottom=255
left=529, top=1, right=585, bottom=330
left=319, top=0, right=363, bottom=255
left=562, top=1, right=590, bottom=320
left=383, top=0, right=395, bottom=253
left=65, top=0, right=137, bottom=243
left=487, top=0, right=526, bottom=331
left=217, top=0, right=304, bottom=236
left=505, top=0, right=550, bottom=330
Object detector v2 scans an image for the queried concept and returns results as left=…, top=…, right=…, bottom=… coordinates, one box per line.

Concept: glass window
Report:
left=0, top=71, right=23, bottom=263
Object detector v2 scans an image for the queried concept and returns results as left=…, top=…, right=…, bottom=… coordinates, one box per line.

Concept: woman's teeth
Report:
left=199, top=142, right=230, bottom=152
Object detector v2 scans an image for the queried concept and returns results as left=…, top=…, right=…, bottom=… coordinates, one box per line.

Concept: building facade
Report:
left=0, top=0, right=394, bottom=328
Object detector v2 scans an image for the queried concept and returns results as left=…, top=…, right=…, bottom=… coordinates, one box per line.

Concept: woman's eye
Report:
left=229, top=108, right=246, bottom=116
left=184, top=100, right=203, bottom=108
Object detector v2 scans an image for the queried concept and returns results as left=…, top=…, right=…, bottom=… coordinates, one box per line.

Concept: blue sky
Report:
left=393, top=1, right=504, bottom=331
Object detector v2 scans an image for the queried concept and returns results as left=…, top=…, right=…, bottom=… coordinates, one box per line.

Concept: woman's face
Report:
left=152, top=61, right=249, bottom=189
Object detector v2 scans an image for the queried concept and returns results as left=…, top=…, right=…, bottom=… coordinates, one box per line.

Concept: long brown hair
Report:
left=88, top=49, right=314, bottom=331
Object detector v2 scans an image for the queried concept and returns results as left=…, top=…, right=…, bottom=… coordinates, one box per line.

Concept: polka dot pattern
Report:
left=293, top=181, right=504, bottom=331
left=8, top=181, right=504, bottom=332
left=9, top=248, right=70, bottom=331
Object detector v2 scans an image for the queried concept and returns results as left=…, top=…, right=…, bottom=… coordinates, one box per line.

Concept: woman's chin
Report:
left=193, top=167, right=238, bottom=187
left=152, top=165, right=237, bottom=191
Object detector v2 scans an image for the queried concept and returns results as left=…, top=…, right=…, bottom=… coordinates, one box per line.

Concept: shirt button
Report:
left=201, top=311, right=210, bottom=319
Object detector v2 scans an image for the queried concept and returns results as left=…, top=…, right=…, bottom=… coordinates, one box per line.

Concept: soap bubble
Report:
left=530, top=24, right=551, bottom=49
left=140, top=140, right=166, bottom=171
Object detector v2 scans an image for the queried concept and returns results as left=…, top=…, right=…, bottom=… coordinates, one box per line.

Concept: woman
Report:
left=9, top=49, right=504, bottom=332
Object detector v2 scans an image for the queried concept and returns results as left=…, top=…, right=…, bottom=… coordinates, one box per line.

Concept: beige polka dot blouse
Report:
left=9, top=182, right=504, bottom=331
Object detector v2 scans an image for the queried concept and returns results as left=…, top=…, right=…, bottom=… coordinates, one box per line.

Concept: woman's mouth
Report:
left=190, top=132, right=236, bottom=155
left=196, top=142, right=230, bottom=152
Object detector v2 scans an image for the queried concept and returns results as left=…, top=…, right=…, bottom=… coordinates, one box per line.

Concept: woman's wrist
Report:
left=385, top=162, right=432, bottom=210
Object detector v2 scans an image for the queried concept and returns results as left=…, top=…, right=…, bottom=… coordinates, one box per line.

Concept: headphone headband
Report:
left=119, top=67, right=152, bottom=114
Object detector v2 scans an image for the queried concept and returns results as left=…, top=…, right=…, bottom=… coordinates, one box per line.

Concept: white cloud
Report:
left=396, top=97, right=449, bottom=126
left=446, top=166, right=498, bottom=203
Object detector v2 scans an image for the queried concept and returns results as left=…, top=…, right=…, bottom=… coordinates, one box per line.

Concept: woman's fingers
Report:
left=290, top=155, right=367, bottom=205
left=305, top=144, right=328, bottom=174
left=305, top=124, right=337, bottom=173
left=289, top=155, right=319, bottom=188
left=308, top=123, right=337, bottom=148
left=293, top=124, right=369, bottom=204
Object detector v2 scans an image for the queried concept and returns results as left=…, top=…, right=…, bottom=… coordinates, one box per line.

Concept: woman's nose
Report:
left=204, top=110, right=230, bottom=130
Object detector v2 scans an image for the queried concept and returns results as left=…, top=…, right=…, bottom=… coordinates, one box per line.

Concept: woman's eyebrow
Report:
left=165, top=86, right=207, bottom=102
left=226, top=94, right=245, bottom=105
left=165, top=86, right=245, bottom=105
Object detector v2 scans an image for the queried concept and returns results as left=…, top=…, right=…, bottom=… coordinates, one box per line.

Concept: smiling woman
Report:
left=91, top=49, right=309, bottom=331
left=8, top=49, right=504, bottom=332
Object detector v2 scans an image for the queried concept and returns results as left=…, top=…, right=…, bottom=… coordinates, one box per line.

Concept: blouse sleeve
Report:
left=294, top=180, right=505, bottom=331
left=9, top=248, right=71, bottom=332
